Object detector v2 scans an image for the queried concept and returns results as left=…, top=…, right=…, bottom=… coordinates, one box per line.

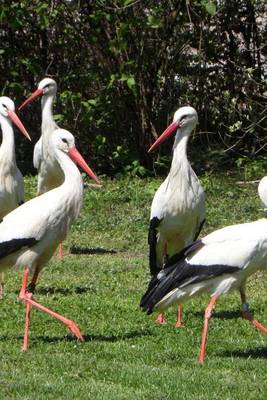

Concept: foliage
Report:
left=0, top=0, right=266, bottom=175
left=0, top=173, right=266, bottom=399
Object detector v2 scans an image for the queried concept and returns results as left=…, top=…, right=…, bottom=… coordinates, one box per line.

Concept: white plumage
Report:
left=141, top=177, right=267, bottom=363
left=154, top=219, right=267, bottom=309
left=149, top=107, right=205, bottom=272
left=0, top=128, right=99, bottom=350
left=19, top=78, right=63, bottom=195
left=0, top=96, right=31, bottom=297
left=258, top=176, right=267, bottom=210
left=148, top=106, right=205, bottom=325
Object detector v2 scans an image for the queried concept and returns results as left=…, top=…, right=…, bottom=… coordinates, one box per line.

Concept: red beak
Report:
left=7, top=111, right=31, bottom=141
left=148, top=121, right=180, bottom=153
left=19, top=88, right=44, bottom=110
left=68, top=146, right=100, bottom=184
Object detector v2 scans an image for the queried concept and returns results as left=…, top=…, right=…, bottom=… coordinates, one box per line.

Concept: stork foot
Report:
left=66, top=320, right=85, bottom=341
left=156, top=313, right=167, bottom=324
left=175, top=320, right=184, bottom=328
left=242, top=308, right=267, bottom=335
left=19, top=268, right=84, bottom=351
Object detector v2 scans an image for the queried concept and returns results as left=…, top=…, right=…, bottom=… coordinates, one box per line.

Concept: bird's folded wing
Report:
left=33, top=137, right=42, bottom=170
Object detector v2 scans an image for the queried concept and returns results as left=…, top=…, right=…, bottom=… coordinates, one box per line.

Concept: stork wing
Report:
left=0, top=238, right=38, bottom=259
left=33, top=138, right=43, bottom=170
left=14, top=168, right=25, bottom=206
left=148, top=216, right=162, bottom=276
left=0, top=188, right=61, bottom=250
left=141, top=219, right=267, bottom=314
left=148, top=180, right=168, bottom=275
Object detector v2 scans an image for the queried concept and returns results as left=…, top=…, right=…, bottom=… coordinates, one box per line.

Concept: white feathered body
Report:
left=150, top=135, right=205, bottom=271
left=0, top=147, right=83, bottom=275
left=35, top=95, right=64, bottom=194
left=0, top=116, right=24, bottom=218
left=155, top=218, right=267, bottom=312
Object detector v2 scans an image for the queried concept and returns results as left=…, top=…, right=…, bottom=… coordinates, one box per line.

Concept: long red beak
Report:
left=19, top=88, right=44, bottom=110
left=148, top=121, right=180, bottom=153
left=68, top=146, right=100, bottom=184
left=7, top=111, right=31, bottom=141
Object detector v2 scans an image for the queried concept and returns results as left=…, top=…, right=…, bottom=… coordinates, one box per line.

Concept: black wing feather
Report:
left=0, top=238, right=38, bottom=259
left=148, top=217, right=162, bottom=276
left=140, top=240, right=240, bottom=314
left=193, top=218, right=205, bottom=241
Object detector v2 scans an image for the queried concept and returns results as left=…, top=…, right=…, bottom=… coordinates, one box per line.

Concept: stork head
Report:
left=0, top=96, right=31, bottom=140
left=148, top=106, right=198, bottom=153
left=38, top=78, right=57, bottom=96
left=52, top=128, right=100, bottom=184
left=19, top=77, right=57, bottom=110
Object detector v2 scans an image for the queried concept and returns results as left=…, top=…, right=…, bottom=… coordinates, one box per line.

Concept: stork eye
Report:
left=62, top=138, right=68, bottom=144
left=2, top=104, right=8, bottom=110
left=180, top=115, right=188, bottom=121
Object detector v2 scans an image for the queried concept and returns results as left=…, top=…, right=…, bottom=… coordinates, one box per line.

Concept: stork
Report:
left=0, top=97, right=31, bottom=298
left=19, top=78, right=60, bottom=194
left=19, top=78, right=65, bottom=257
left=0, top=128, right=99, bottom=351
left=148, top=106, right=205, bottom=326
left=141, top=178, right=267, bottom=364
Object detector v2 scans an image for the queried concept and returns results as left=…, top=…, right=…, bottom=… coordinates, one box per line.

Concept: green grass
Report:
left=0, top=173, right=266, bottom=399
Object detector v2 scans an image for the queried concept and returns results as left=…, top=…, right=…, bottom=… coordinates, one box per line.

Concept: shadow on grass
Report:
left=192, top=310, right=244, bottom=320
left=220, top=347, right=267, bottom=359
left=15, top=286, right=96, bottom=296
left=0, top=329, right=152, bottom=345
left=82, top=329, right=152, bottom=343
left=70, top=246, right=119, bottom=255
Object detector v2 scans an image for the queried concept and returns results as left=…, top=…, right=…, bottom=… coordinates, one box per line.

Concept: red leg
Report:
left=240, top=288, right=267, bottom=334
left=198, top=295, right=217, bottom=365
left=19, top=268, right=32, bottom=351
left=175, top=304, right=184, bottom=328
left=58, top=241, right=63, bottom=259
left=22, top=294, right=32, bottom=352
left=19, top=267, right=84, bottom=351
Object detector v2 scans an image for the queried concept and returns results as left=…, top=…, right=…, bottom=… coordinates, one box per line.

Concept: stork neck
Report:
left=41, top=94, right=56, bottom=135
left=171, top=129, right=191, bottom=172
left=55, top=149, right=83, bottom=197
left=55, top=149, right=83, bottom=219
left=0, top=117, right=16, bottom=164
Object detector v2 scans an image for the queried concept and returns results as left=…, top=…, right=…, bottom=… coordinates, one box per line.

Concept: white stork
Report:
left=0, top=128, right=99, bottom=351
left=19, top=78, right=66, bottom=257
left=148, top=106, right=205, bottom=326
left=141, top=178, right=267, bottom=364
left=19, top=77, right=61, bottom=194
left=0, top=96, right=31, bottom=298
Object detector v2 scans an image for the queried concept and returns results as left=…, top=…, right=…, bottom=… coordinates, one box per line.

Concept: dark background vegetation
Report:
left=0, top=0, right=266, bottom=176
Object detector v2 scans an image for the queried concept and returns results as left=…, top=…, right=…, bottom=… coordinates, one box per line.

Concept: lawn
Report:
left=0, top=171, right=266, bottom=399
